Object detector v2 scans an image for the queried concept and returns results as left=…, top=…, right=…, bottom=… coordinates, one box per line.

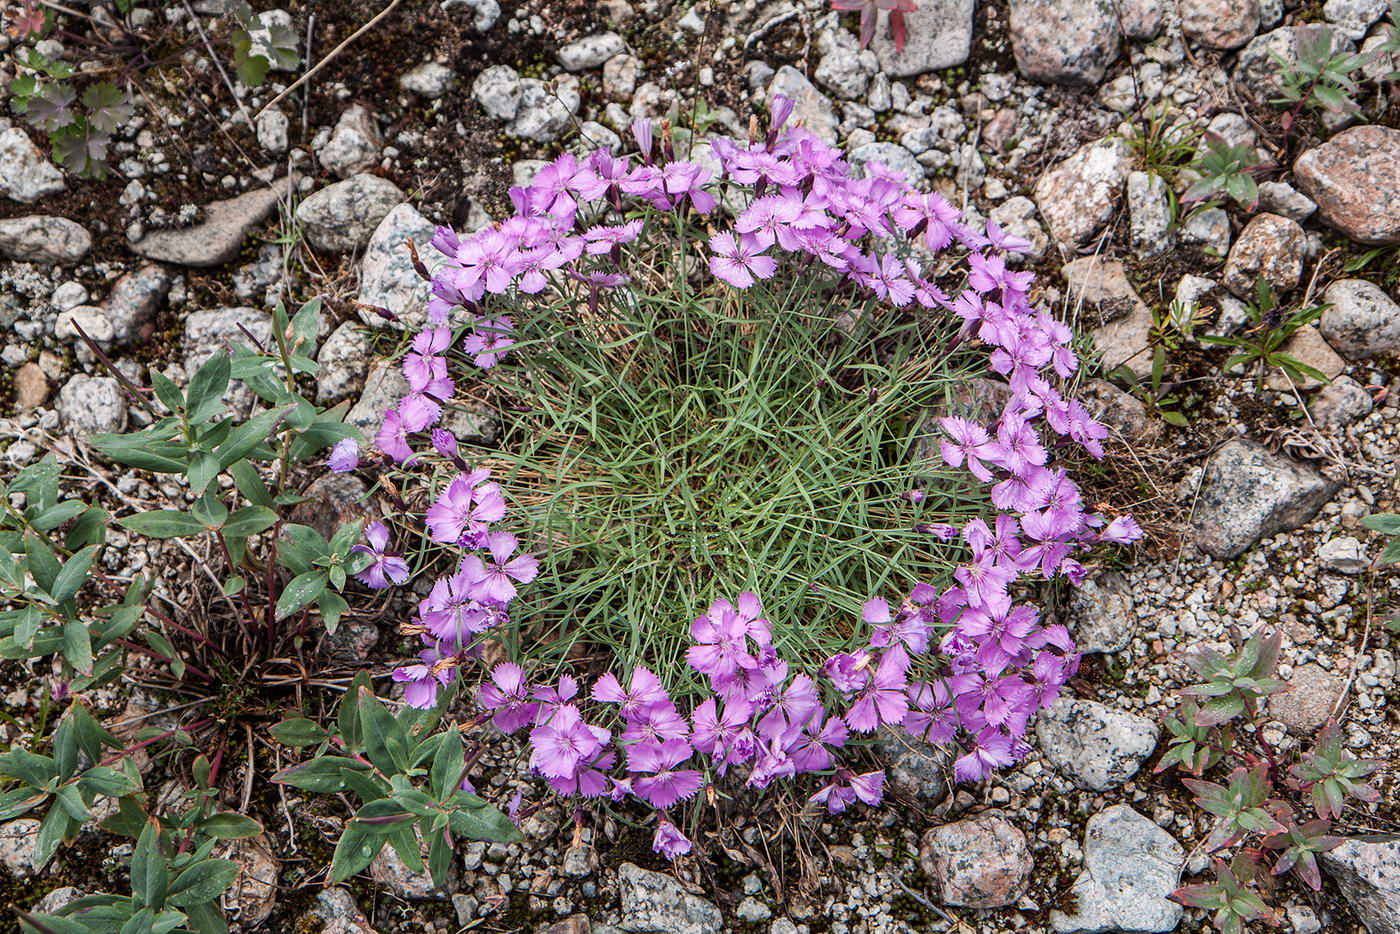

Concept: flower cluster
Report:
left=351, top=96, right=1143, bottom=859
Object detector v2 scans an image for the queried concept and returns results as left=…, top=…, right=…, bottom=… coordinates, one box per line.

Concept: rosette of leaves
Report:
left=1286, top=719, right=1381, bottom=819
left=1270, top=25, right=1368, bottom=118
left=1171, top=857, right=1278, bottom=934
left=272, top=672, right=520, bottom=889
left=1182, top=765, right=1286, bottom=852
left=1155, top=697, right=1225, bottom=775
left=1177, top=627, right=1288, bottom=727
left=1182, top=135, right=1264, bottom=210
left=1261, top=814, right=1343, bottom=891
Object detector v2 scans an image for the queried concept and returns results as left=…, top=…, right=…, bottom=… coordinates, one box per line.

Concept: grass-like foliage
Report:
left=475, top=238, right=982, bottom=687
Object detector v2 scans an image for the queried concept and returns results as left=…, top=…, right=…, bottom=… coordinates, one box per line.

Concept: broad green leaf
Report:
left=25, top=533, right=61, bottom=595
left=329, top=820, right=381, bottom=882
left=269, top=718, right=329, bottom=747
left=275, top=570, right=327, bottom=620
left=185, top=355, right=231, bottom=419
left=167, top=858, right=239, bottom=907
left=446, top=792, right=521, bottom=843
left=222, top=506, right=277, bottom=538
left=185, top=452, right=220, bottom=497
left=65, top=507, right=110, bottom=550
left=339, top=670, right=373, bottom=752
left=131, top=819, right=167, bottom=909
left=214, top=406, right=291, bottom=469
left=52, top=545, right=100, bottom=604
left=270, top=756, right=367, bottom=794
left=62, top=620, right=94, bottom=676
left=118, top=511, right=207, bottom=539
left=31, top=501, right=87, bottom=532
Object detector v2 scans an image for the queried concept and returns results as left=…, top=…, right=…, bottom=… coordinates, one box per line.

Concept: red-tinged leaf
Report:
left=890, top=11, right=907, bottom=52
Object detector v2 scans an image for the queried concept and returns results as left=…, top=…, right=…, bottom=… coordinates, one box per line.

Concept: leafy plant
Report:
left=1124, top=103, right=1203, bottom=183
left=230, top=1, right=299, bottom=88
left=273, top=673, right=520, bottom=889
left=1183, top=135, right=1264, bottom=210
left=1199, top=277, right=1331, bottom=388
left=1271, top=24, right=1368, bottom=126
left=7, top=49, right=132, bottom=179
left=1161, top=629, right=1384, bottom=933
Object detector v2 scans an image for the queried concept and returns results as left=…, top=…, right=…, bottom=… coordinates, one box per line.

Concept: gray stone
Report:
left=1320, top=278, right=1400, bottom=359
left=1222, top=213, right=1305, bottom=298
left=1261, top=325, right=1346, bottom=392
left=370, top=836, right=457, bottom=898
left=1318, top=535, right=1369, bottom=573
left=105, top=264, right=171, bottom=344
left=617, top=863, right=722, bottom=934
left=1205, top=112, right=1257, bottom=152
left=0, top=819, right=41, bottom=876
left=1120, top=0, right=1166, bottom=38
left=51, top=281, right=88, bottom=311
left=1181, top=206, right=1231, bottom=255
left=131, top=180, right=288, bottom=267
left=399, top=62, right=458, bottom=99
left=222, top=835, right=278, bottom=925
left=473, top=64, right=523, bottom=121
left=0, top=216, right=92, bottom=265
left=768, top=66, right=838, bottom=145
left=34, top=887, right=83, bottom=914
left=1268, top=663, right=1345, bottom=733
left=347, top=360, right=408, bottom=434
left=988, top=196, right=1048, bottom=262
left=183, top=306, right=273, bottom=372
left=1070, top=572, right=1134, bottom=654
left=508, top=76, right=581, bottom=143
left=1050, top=805, right=1184, bottom=934
left=920, top=811, right=1032, bottom=908
left=312, top=887, right=377, bottom=934
left=257, top=107, right=289, bottom=153
left=558, top=32, right=626, bottom=71
left=736, top=898, right=771, bottom=923
left=1033, top=137, right=1133, bottom=246
left=1034, top=698, right=1157, bottom=791
left=1324, top=0, right=1389, bottom=39
left=1257, top=181, right=1316, bottom=223
left=57, top=305, right=114, bottom=346
left=1010, top=0, right=1119, bottom=86
left=57, top=375, right=128, bottom=435
left=1192, top=439, right=1338, bottom=559
left=319, top=105, right=381, bottom=179
left=1064, top=257, right=1154, bottom=380
left=356, top=202, right=450, bottom=330
left=1127, top=171, right=1173, bottom=259
left=295, top=174, right=405, bottom=253
left=441, top=0, right=499, bottom=31
left=869, top=0, right=975, bottom=75
left=874, top=731, right=950, bottom=800
left=815, top=46, right=879, bottom=101
left=0, top=128, right=65, bottom=203
left=316, top=322, right=372, bottom=404
left=602, top=54, right=642, bottom=103
left=1312, top=375, right=1374, bottom=428
left=1179, top=0, right=1259, bottom=49
left=848, top=142, right=924, bottom=183
left=1322, top=838, right=1400, bottom=934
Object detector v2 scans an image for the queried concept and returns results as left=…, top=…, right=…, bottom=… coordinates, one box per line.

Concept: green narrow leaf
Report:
left=275, top=571, right=328, bottom=620
left=62, top=620, right=94, bottom=676
left=118, top=511, right=207, bottom=539
left=166, top=859, right=239, bottom=907
left=131, top=819, right=168, bottom=909
left=221, top=506, right=277, bottom=538
left=329, top=821, right=382, bottom=882
left=51, top=544, right=100, bottom=605
left=269, top=718, right=330, bottom=747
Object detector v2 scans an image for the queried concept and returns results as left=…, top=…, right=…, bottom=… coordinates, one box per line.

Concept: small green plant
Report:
left=1163, top=628, right=1382, bottom=934
left=7, top=49, right=132, bottom=179
left=1124, top=103, right=1203, bottom=182
left=1373, top=3, right=1400, bottom=85
left=1271, top=24, right=1368, bottom=130
left=1183, top=136, right=1264, bottom=210
left=272, top=673, right=520, bottom=889
left=1199, top=277, right=1331, bottom=388
left=230, top=1, right=300, bottom=88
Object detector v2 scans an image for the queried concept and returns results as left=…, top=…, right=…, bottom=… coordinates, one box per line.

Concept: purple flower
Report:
left=707, top=232, right=777, bottom=289
left=425, top=471, right=506, bottom=545
left=628, top=739, right=704, bottom=808
left=938, top=417, right=1000, bottom=482
left=953, top=727, right=1016, bottom=783
left=460, top=531, right=539, bottom=604
left=351, top=521, right=411, bottom=589
left=844, top=647, right=910, bottom=733
left=529, top=704, right=605, bottom=779
left=652, top=814, right=692, bottom=859
left=592, top=666, right=670, bottom=719
left=393, top=648, right=452, bottom=709
left=463, top=316, right=515, bottom=369
left=375, top=409, right=415, bottom=464
left=327, top=438, right=359, bottom=473
left=478, top=662, right=539, bottom=733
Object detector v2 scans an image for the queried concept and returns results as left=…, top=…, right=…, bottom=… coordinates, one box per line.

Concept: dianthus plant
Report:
left=334, top=97, right=1142, bottom=860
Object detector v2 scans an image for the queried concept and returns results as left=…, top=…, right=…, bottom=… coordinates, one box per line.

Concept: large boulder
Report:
left=1178, top=0, right=1259, bottom=49
left=295, top=175, right=405, bottom=253
left=920, top=811, right=1033, bottom=908
left=1320, top=279, right=1400, bottom=359
left=1191, top=439, right=1338, bottom=559
left=1035, top=698, right=1157, bottom=791
left=1051, top=805, right=1184, bottom=934
left=617, top=863, right=722, bottom=934
left=1010, top=0, right=1119, bottom=85
left=1033, top=138, right=1133, bottom=246
left=869, top=0, right=976, bottom=76
left=1294, top=127, right=1400, bottom=245
left=1322, top=838, right=1400, bottom=934
left=0, top=216, right=92, bottom=265
left=131, top=181, right=289, bottom=267
left=0, top=128, right=65, bottom=203
left=356, top=203, right=450, bottom=330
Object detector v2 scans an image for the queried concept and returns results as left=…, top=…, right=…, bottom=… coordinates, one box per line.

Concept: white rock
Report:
left=0, top=127, right=66, bottom=203
left=1033, top=137, right=1133, bottom=245
left=1051, top=806, right=1184, bottom=934
left=256, top=107, right=289, bottom=153
left=1323, top=0, right=1390, bottom=39
left=356, top=202, right=449, bottom=331
left=473, top=64, right=523, bottom=121
left=1035, top=699, right=1158, bottom=791
left=557, top=32, right=626, bottom=72
left=399, top=62, right=458, bottom=99
left=1127, top=171, right=1173, bottom=259
left=318, top=104, right=381, bottom=179
left=508, top=75, right=580, bottom=143
left=295, top=174, right=405, bottom=253
left=1318, top=536, right=1369, bottom=574
left=56, top=375, right=128, bottom=434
